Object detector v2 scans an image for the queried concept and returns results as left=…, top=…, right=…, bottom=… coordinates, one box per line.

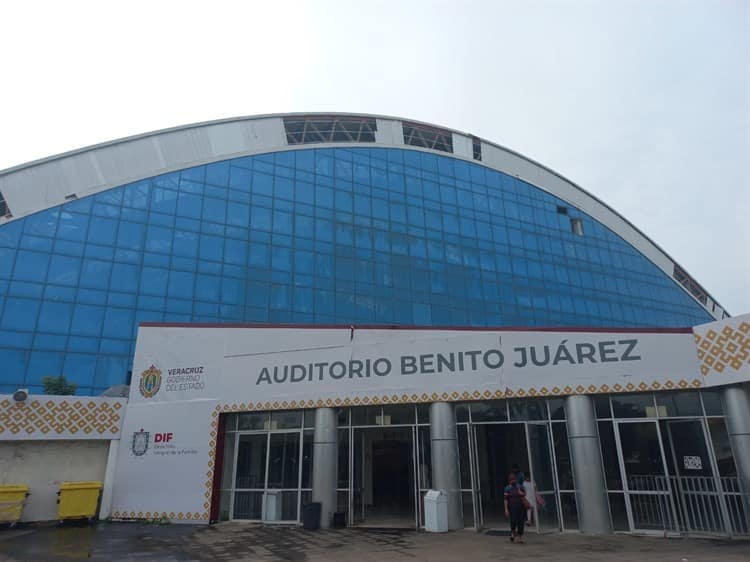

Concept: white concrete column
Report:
left=722, top=384, right=750, bottom=523
left=98, top=440, right=120, bottom=519
left=429, top=402, right=463, bottom=530
left=565, top=394, right=612, bottom=534
left=311, top=407, right=338, bottom=528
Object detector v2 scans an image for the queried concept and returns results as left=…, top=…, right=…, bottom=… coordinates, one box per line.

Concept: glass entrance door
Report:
left=351, top=426, right=417, bottom=527
left=663, top=419, right=731, bottom=534
left=233, top=433, right=268, bottom=519
left=266, top=432, right=301, bottom=521
left=616, top=421, right=678, bottom=533
left=231, top=429, right=305, bottom=522
left=472, top=423, right=528, bottom=529
left=526, top=422, right=560, bottom=532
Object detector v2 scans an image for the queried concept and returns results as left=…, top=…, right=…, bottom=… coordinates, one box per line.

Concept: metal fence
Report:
left=626, top=475, right=749, bottom=536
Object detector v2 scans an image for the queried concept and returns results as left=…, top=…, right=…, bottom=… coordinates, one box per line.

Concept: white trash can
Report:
left=263, top=490, right=283, bottom=521
left=423, top=489, right=449, bottom=532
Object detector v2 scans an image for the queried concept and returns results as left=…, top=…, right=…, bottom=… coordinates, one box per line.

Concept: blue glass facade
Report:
left=0, top=147, right=712, bottom=394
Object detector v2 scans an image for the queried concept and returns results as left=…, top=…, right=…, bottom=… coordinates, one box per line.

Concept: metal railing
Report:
left=626, top=475, right=749, bottom=536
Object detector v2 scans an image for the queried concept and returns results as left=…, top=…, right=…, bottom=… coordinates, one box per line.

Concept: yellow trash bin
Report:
left=57, top=481, right=102, bottom=522
left=0, top=484, right=29, bottom=526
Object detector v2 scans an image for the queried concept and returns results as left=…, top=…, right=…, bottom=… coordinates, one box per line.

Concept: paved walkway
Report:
left=0, top=522, right=748, bottom=561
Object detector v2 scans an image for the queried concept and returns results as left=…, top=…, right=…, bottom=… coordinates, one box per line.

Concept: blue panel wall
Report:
left=0, top=148, right=712, bottom=394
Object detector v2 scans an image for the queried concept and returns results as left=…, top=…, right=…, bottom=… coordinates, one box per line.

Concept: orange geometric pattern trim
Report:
left=110, top=511, right=202, bottom=520
left=0, top=398, right=124, bottom=436
left=694, top=322, right=750, bottom=376
left=217, top=379, right=703, bottom=412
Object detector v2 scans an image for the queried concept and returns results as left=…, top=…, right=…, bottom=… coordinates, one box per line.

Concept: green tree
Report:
left=42, top=375, right=77, bottom=395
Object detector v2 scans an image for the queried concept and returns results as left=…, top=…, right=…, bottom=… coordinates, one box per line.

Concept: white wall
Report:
left=0, top=440, right=109, bottom=522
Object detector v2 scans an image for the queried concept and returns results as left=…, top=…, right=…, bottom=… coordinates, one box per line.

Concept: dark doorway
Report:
left=474, top=423, right=528, bottom=528
left=353, top=427, right=415, bottom=527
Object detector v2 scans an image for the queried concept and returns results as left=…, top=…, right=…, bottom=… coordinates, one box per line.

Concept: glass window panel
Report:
left=381, top=404, right=414, bottom=425
left=608, top=492, right=629, bottom=531
left=552, top=423, right=574, bottom=489
left=455, top=403, right=469, bottom=422
left=238, top=412, right=269, bottom=431
left=110, top=263, right=139, bottom=293
left=235, top=434, right=268, bottom=489
left=337, top=409, right=350, bottom=426
left=36, top=301, right=73, bottom=334
left=559, top=492, right=578, bottom=530
left=598, top=421, right=623, bottom=490
left=27, top=351, right=64, bottom=382
left=223, top=413, right=238, bottom=432
left=707, top=418, right=736, bottom=477
left=94, top=355, right=129, bottom=389
left=701, top=390, right=724, bottom=416
left=12, top=251, right=49, bottom=283
left=470, top=400, right=507, bottom=422
left=548, top=398, right=565, bottom=420
left=80, top=259, right=112, bottom=289
left=528, top=423, right=556, bottom=492
left=267, top=432, right=300, bottom=488
left=233, top=491, right=263, bottom=519
left=417, top=426, right=432, bottom=490
left=509, top=399, right=545, bottom=421
left=61, top=352, right=97, bottom=387
left=46, top=255, right=80, bottom=287
left=116, top=221, right=145, bottom=250
left=270, top=411, right=302, bottom=429
left=219, top=432, right=236, bottom=490
left=655, top=391, right=702, bottom=417
left=301, top=429, right=314, bottom=490
left=57, top=212, right=89, bottom=242
left=337, top=428, right=348, bottom=488
left=87, top=216, right=118, bottom=246
left=352, top=406, right=380, bottom=426
left=416, top=404, right=430, bottom=424
left=594, top=395, right=611, bottom=418
left=612, top=393, right=655, bottom=418
left=457, top=425, right=472, bottom=489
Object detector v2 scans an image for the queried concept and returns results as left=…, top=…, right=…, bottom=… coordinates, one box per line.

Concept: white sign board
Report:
left=110, top=399, right=217, bottom=522
left=127, top=326, right=701, bottom=409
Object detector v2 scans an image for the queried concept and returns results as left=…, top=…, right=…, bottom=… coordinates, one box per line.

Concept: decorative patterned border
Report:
left=694, top=322, right=750, bottom=376
left=0, top=398, right=124, bottom=437
left=111, top=510, right=203, bottom=521
left=216, top=378, right=703, bottom=412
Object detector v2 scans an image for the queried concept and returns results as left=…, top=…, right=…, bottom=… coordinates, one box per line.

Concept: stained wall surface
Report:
left=0, top=440, right=109, bottom=521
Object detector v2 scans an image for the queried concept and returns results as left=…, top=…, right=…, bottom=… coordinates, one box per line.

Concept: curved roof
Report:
left=0, top=112, right=725, bottom=319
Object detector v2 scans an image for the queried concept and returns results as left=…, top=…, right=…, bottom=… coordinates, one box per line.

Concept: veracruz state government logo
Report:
left=139, top=365, right=162, bottom=398
left=131, top=429, right=149, bottom=456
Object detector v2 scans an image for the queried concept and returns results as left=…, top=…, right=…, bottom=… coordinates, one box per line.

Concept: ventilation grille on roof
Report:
left=673, top=264, right=708, bottom=305
left=284, top=116, right=377, bottom=145
left=402, top=122, right=453, bottom=153
left=0, top=191, right=9, bottom=217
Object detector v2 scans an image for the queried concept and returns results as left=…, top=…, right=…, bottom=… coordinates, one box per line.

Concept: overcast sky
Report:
left=1, top=0, right=748, bottom=314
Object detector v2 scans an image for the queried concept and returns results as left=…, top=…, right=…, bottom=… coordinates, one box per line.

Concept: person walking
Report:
left=504, top=472, right=528, bottom=543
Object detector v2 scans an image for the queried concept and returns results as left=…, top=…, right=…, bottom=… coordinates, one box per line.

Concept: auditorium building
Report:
left=0, top=114, right=747, bottom=537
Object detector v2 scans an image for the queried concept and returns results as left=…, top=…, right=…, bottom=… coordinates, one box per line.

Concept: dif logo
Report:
left=131, top=430, right=175, bottom=456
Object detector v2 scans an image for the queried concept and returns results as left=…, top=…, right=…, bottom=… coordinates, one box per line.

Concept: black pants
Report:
left=510, top=506, right=525, bottom=536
